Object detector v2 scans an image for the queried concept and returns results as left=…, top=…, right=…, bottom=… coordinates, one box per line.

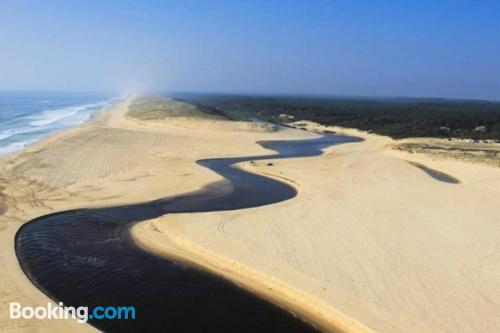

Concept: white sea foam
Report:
left=0, top=139, right=39, bottom=155
left=0, top=97, right=114, bottom=156
left=0, top=126, right=40, bottom=141
left=29, top=101, right=108, bottom=127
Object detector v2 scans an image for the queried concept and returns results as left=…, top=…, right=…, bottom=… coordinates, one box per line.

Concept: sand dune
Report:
left=1, top=98, right=499, bottom=332
left=133, top=123, right=500, bottom=332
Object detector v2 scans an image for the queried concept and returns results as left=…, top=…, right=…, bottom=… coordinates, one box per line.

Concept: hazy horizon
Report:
left=1, top=1, right=499, bottom=100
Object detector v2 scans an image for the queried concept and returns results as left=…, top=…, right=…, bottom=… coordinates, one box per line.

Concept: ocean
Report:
left=0, top=91, right=117, bottom=155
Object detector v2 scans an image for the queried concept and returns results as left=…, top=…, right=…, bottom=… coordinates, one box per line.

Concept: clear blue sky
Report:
left=1, top=0, right=498, bottom=99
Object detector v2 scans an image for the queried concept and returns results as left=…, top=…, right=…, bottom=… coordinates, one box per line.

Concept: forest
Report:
left=175, top=94, right=500, bottom=140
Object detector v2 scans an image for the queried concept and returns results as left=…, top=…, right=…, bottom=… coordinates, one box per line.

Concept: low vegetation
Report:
left=128, top=96, right=227, bottom=121
left=395, top=142, right=500, bottom=167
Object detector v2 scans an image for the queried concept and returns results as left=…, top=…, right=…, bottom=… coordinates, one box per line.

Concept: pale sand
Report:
left=132, top=122, right=500, bottom=332
left=1, top=100, right=500, bottom=332
left=0, top=99, right=316, bottom=331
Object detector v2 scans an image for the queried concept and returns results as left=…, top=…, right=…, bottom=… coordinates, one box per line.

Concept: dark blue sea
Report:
left=0, top=91, right=118, bottom=155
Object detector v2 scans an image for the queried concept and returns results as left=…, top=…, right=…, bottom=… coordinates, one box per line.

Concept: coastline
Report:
left=0, top=98, right=322, bottom=331
left=2, top=97, right=500, bottom=332
left=0, top=95, right=117, bottom=158
left=0, top=101, right=124, bottom=332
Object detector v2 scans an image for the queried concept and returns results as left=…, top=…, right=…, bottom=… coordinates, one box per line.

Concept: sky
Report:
left=0, top=0, right=499, bottom=100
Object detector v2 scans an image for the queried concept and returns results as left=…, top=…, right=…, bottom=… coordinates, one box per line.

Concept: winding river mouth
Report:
left=15, top=134, right=361, bottom=332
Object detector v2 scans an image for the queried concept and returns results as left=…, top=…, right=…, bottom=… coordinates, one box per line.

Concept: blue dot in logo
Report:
left=89, top=314, right=93, bottom=319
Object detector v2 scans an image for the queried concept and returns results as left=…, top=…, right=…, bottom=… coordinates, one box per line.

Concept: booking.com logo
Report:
left=10, top=302, right=135, bottom=323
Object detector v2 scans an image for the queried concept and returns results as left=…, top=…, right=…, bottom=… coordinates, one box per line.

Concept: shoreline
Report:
left=0, top=97, right=120, bottom=160
left=2, top=97, right=500, bottom=332
left=0, top=101, right=124, bottom=332
left=0, top=99, right=138, bottom=333
left=0, top=97, right=323, bottom=331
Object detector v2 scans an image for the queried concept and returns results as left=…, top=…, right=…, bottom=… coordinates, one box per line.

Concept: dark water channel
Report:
left=15, top=135, right=360, bottom=332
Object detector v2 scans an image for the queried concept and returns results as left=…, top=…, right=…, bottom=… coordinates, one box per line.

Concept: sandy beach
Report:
left=1, top=98, right=500, bottom=332
left=0, top=98, right=318, bottom=331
